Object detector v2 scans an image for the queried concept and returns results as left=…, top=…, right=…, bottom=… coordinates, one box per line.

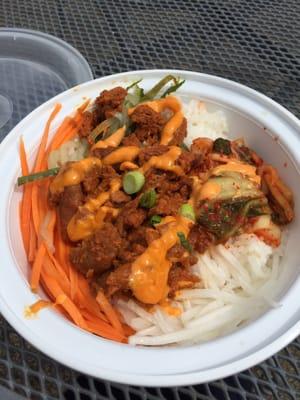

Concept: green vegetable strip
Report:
left=89, top=119, right=111, bottom=142
left=212, top=138, right=232, bottom=155
left=177, top=231, right=193, bottom=253
left=149, top=215, right=162, bottom=226
left=123, top=171, right=145, bottom=194
left=140, top=189, right=157, bottom=209
left=126, top=78, right=143, bottom=90
left=179, top=204, right=196, bottom=221
left=141, top=75, right=178, bottom=101
left=161, top=79, right=185, bottom=98
left=17, top=167, right=59, bottom=186
left=180, top=143, right=190, bottom=152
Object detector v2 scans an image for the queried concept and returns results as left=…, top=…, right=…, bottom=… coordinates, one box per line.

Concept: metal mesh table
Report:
left=0, top=0, right=299, bottom=399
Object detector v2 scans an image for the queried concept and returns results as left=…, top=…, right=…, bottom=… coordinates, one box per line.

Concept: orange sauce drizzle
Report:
left=67, top=179, right=120, bottom=241
left=50, top=157, right=102, bottom=194
left=141, top=146, right=183, bottom=175
left=91, top=126, right=126, bottom=150
left=129, top=216, right=192, bottom=304
left=102, top=146, right=141, bottom=165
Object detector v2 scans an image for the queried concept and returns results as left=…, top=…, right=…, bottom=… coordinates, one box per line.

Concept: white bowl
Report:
left=0, top=70, right=299, bottom=386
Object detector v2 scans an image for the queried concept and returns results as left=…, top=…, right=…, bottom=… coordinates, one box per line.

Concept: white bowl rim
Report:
left=0, top=69, right=299, bottom=386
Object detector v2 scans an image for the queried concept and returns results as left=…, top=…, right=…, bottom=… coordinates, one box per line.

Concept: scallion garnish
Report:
left=17, top=167, right=60, bottom=186
left=179, top=204, right=196, bottom=222
left=139, top=189, right=157, bottom=209
left=123, top=171, right=145, bottom=194
left=177, top=231, right=193, bottom=253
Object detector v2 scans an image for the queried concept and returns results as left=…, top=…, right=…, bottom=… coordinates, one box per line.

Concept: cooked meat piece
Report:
left=168, top=118, right=187, bottom=146
left=95, top=87, right=127, bottom=120
left=78, top=109, right=99, bottom=138
left=167, top=244, right=185, bottom=261
left=127, top=226, right=160, bottom=247
left=82, top=164, right=103, bottom=196
left=111, top=190, right=131, bottom=206
left=177, top=151, right=203, bottom=174
left=191, top=137, right=213, bottom=157
left=57, top=184, right=84, bottom=242
left=70, top=223, right=123, bottom=276
left=106, top=263, right=132, bottom=296
left=151, top=193, right=183, bottom=216
left=117, top=243, right=146, bottom=264
left=188, top=224, right=215, bottom=254
left=138, top=144, right=169, bottom=165
left=145, top=170, right=193, bottom=200
left=92, top=146, right=115, bottom=159
left=98, top=165, right=119, bottom=192
left=145, top=227, right=160, bottom=244
left=116, top=198, right=147, bottom=235
left=131, top=105, right=165, bottom=145
left=121, top=133, right=142, bottom=147
left=167, top=242, right=198, bottom=268
left=168, top=265, right=199, bottom=296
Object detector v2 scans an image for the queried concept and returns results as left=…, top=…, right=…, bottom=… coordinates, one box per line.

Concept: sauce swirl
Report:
left=129, top=216, right=192, bottom=304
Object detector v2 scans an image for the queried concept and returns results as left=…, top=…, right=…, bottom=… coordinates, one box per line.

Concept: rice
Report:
left=116, top=101, right=285, bottom=346
left=183, top=99, right=228, bottom=143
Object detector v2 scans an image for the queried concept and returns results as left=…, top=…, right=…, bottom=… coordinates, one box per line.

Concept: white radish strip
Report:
left=126, top=300, right=156, bottom=324
left=133, top=325, right=162, bottom=337
left=153, top=309, right=175, bottom=334
left=187, top=299, right=210, bottom=306
left=202, top=253, right=228, bottom=285
left=186, top=301, right=225, bottom=328
left=204, top=262, right=219, bottom=290
left=129, top=317, right=152, bottom=331
left=199, top=262, right=209, bottom=289
left=180, top=304, right=207, bottom=324
left=216, top=245, right=251, bottom=283
left=116, top=303, right=136, bottom=326
left=183, top=300, right=192, bottom=311
left=176, top=288, right=221, bottom=300
left=129, top=305, right=234, bottom=346
left=212, top=247, right=254, bottom=295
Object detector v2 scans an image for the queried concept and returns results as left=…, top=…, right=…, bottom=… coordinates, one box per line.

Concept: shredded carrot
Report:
left=19, top=137, right=32, bottom=255
left=25, top=299, right=52, bottom=317
left=86, top=320, right=125, bottom=343
left=34, top=103, right=61, bottom=173
left=96, top=290, right=124, bottom=335
left=20, top=101, right=129, bottom=343
left=50, top=99, right=90, bottom=151
left=30, top=242, right=46, bottom=292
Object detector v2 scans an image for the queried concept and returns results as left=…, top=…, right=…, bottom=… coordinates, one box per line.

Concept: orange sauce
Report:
left=129, top=216, right=192, bottom=304
left=67, top=179, right=121, bottom=241
left=199, top=181, right=221, bottom=200
left=120, top=161, right=139, bottom=171
left=159, top=299, right=182, bottom=316
left=50, top=157, right=102, bottom=194
left=160, top=111, right=184, bottom=145
left=103, top=146, right=140, bottom=165
left=91, top=126, right=126, bottom=150
left=141, top=146, right=183, bottom=175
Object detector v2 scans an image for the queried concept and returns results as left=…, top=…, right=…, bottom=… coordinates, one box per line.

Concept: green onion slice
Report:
left=149, top=215, right=162, bottom=226
left=123, top=171, right=145, bottom=194
left=177, top=231, right=193, bottom=253
left=139, top=189, right=157, bottom=209
left=17, top=167, right=60, bottom=186
left=179, top=204, right=196, bottom=222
